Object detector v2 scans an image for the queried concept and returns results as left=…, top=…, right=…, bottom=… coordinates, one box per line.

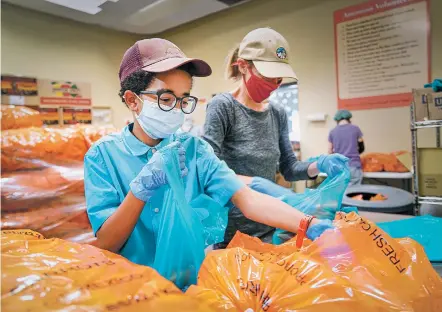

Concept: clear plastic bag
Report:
left=272, top=159, right=350, bottom=244
left=154, top=146, right=206, bottom=290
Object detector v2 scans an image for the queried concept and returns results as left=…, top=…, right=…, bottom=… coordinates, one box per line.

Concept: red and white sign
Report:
left=334, top=0, right=430, bottom=110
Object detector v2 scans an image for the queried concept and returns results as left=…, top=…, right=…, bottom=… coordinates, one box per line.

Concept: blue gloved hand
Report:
left=317, top=154, right=349, bottom=178
left=306, top=219, right=334, bottom=241
left=249, top=176, right=294, bottom=198
left=424, top=79, right=442, bottom=92
left=130, top=141, right=188, bottom=202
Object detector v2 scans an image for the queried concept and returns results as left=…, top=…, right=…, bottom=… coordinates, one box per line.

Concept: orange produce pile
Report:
left=361, top=152, right=409, bottom=172
left=1, top=112, right=118, bottom=243
left=1, top=105, right=43, bottom=130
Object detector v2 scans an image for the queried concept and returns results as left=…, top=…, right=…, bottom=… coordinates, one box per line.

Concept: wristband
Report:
left=296, top=215, right=316, bottom=249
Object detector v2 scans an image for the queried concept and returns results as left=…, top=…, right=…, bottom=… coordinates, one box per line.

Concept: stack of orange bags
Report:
left=1, top=105, right=117, bottom=243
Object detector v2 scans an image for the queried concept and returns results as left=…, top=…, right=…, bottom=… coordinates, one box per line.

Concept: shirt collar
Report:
left=122, top=123, right=175, bottom=156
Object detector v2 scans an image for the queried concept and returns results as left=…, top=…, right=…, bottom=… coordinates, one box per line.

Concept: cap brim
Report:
left=142, top=58, right=212, bottom=77
left=253, top=60, right=298, bottom=80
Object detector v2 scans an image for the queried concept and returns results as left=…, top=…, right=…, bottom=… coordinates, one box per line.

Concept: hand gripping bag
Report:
left=272, top=157, right=350, bottom=244
left=154, top=144, right=216, bottom=290
left=186, top=212, right=442, bottom=311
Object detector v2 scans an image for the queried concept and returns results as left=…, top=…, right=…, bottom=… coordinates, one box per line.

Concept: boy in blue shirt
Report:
left=84, top=38, right=338, bottom=271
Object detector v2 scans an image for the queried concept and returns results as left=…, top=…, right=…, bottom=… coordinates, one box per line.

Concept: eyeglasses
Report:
left=140, top=90, right=198, bottom=114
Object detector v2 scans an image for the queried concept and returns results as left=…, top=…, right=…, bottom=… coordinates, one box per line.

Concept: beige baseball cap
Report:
left=238, top=28, right=297, bottom=80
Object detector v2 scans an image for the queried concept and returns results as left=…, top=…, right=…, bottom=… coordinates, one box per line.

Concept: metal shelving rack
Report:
left=410, top=99, right=442, bottom=215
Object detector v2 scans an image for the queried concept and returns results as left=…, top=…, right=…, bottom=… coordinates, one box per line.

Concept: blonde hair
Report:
left=225, top=45, right=253, bottom=81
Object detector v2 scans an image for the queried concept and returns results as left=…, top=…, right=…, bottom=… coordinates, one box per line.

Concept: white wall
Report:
left=1, top=3, right=139, bottom=129
left=160, top=0, right=442, bottom=157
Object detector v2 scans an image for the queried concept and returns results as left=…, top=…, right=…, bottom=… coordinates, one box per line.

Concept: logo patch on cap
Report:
left=276, top=47, right=287, bottom=60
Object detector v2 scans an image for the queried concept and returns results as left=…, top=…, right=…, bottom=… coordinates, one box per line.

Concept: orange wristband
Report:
left=296, top=215, right=315, bottom=249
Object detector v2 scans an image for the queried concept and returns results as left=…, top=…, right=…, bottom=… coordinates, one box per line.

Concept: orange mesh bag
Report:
left=1, top=127, right=89, bottom=172
left=1, top=165, right=84, bottom=212
left=78, top=125, right=118, bottom=148
left=361, top=153, right=409, bottom=173
left=1, top=230, right=184, bottom=311
left=1, top=196, right=86, bottom=230
left=1, top=105, right=43, bottom=130
left=187, top=213, right=442, bottom=311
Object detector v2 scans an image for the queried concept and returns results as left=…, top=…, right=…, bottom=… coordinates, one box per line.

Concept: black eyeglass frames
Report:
left=140, top=90, right=198, bottom=114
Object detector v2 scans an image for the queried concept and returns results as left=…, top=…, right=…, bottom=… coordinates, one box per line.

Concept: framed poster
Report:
left=1, top=76, right=38, bottom=96
left=62, top=108, right=92, bottom=125
left=39, top=80, right=92, bottom=106
left=334, top=0, right=430, bottom=110
left=38, top=107, right=60, bottom=125
left=92, top=107, right=113, bottom=125
left=1, top=75, right=39, bottom=106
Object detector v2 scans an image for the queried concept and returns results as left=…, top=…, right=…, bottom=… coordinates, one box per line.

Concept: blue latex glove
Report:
left=424, top=79, right=442, bottom=92
left=130, top=141, right=188, bottom=202
left=317, top=154, right=349, bottom=178
left=306, top=219, right=334, bottom=241
left=249, top=176, right=294, bottom=198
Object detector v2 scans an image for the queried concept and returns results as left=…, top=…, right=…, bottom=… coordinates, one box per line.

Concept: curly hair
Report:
left=118, top=64, right=196, bottom=105
left=119, top=70, right=156, bottom=104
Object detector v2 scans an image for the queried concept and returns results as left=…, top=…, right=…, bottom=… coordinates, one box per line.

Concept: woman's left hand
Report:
left=317, top=154, right=349, bottom=178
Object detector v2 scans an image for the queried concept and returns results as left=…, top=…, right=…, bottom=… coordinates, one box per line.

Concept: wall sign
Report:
left=39, top=107, right=60, bottom=125
left=63, top=108, right=92, bottom=125
left=39, top=80, right=92, bottom=106
left=1, top=76, right=38, bottom=96
left=334, top=0, right=430, bottom=110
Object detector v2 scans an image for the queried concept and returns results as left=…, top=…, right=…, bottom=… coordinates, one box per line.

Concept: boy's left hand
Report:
left=130, top=141, right=188, bottom=202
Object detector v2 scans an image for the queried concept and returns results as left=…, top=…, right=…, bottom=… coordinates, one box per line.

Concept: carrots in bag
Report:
left=78, top=124, right=118, bottom=148
left=361, top=153, right=409, bottom=173
left=1, top=165, right=84, bottom=212
left=1, top=127, right=88, bottom=172
left=1, top=230, right=183, bottom=311
left=187, top=213, right=442, bottom=311
left=1, top=105, right=43, bottom=130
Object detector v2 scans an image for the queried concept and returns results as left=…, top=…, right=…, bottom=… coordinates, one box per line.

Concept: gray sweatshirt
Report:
left=203, top=93, right=312, bottom=246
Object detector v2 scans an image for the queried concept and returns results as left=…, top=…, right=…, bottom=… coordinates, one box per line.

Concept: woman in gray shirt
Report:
left=203, top=28, right=347, bottom=248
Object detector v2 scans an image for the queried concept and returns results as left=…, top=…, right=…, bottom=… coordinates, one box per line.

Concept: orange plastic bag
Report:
left=1, top=105, right=43, bottom=130
left=78, top=124, right=118, bottom=148
left=1, top=230, right=184, bottom=311
left=1, top=165, right=84, bottom=212
left=187, top=213, right=442, bottom=311
left=361, top=153, right=409, bottom=173
left=1, top=127, right=89, bottom=172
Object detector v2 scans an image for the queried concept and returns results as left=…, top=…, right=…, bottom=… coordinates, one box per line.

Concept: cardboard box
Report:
left=418, top=148, right=442, bottom=196
left=412, top=88, right=431, bottom=121
left=428, top=92, right=442, bottom=121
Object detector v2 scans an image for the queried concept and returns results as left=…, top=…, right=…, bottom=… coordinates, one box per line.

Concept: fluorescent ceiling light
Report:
left=45, top=0, right=119, bottom=15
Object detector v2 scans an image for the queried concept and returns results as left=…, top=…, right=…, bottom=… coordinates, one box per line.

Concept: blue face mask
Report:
left=135, top=96, right=184, bottom=139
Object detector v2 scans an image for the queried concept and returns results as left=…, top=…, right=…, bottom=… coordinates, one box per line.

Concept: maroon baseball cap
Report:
left=119, top=38, right=212, bottom=82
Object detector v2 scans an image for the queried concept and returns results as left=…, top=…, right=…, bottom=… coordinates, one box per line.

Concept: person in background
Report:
left=203, top=28, right=347, bottom=248
left=84, top=38, right=335, bottom=275
left=328, top=109, right=365, bottom=185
